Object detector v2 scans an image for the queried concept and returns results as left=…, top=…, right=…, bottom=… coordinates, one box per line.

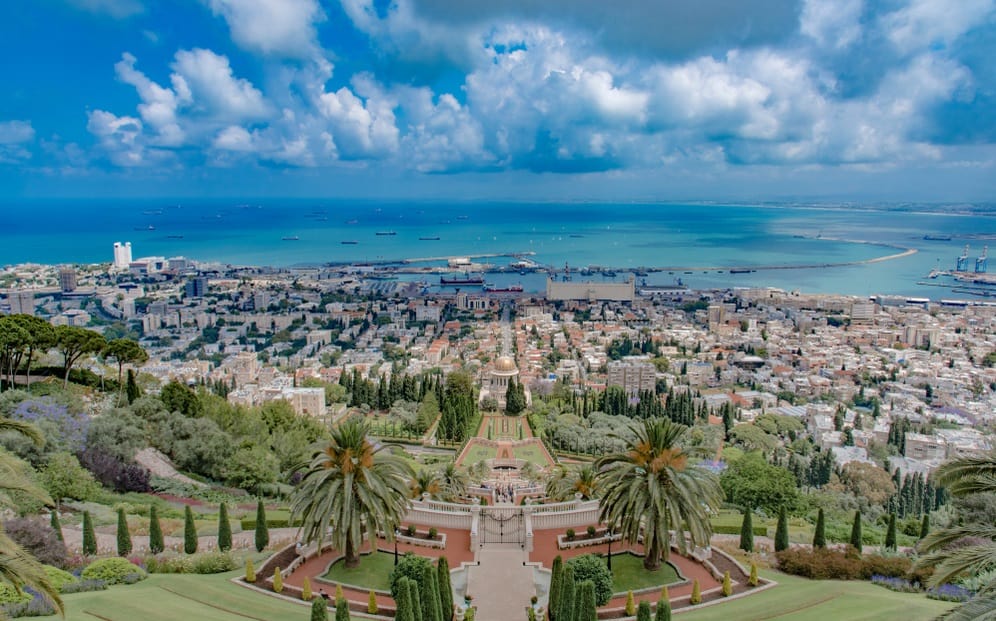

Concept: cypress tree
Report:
left=126, top=368, right=141, bottom=403
left=920, top=513, right=930, bottom=539
left=775, top=505, right=789, bottom=552
left=218, top=502, right=232, bottom=552
left=813, top=508, right=826, bottom=549
left=557, top=565, right=575, bottom=621
left=739, top=510, right=754, bottom=552
left=394, top=578, right=414, bottom=621
left=255, top=500, right=269, bottom=552
left=436, top=556, right=452, bottom=621
left=850, top=511, right=863, bottom=553
left=655, top=597, right=671, bottom=621
left=184, top=505, right=198, bottom=554
left=335, top=597, right=351, bottom=621
left=116, top=507, right=132, bottom=557
left=245, top=558, right=255, bottom=582
left=82, top=511, right=97, bottom=556
left=549, top=555, right=563, bottom=619
left=50, top=511, right=63, bottom=543
left=311, top=597, right=329, bottom=621
left=576, top=580, right=597, bottom=621
left=885, top=513, right=897, bottom=551
left=420, top=563, right=443, bottom=621
left=637, top=600, right=651, bottom=621
left=149, top=505, right=164, bottom=554
left=408, top=578, right=423, bottom=621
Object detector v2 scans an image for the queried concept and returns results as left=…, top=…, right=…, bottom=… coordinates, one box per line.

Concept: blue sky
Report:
left=0, top=0, right=994, bottom=201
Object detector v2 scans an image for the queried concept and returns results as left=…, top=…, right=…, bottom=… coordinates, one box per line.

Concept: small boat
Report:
left=484, top=283, right=524, bottom=293
left=376, top=231, right=397, bottom=236
left=341, top=240, right=359, bottom=245
left=282, top=236, right=300, bottom=241
left=569, top=234, right=584, bottom=238
left=730, top=268, right=755, bottom=274
left=419, top=236, right=441, bottom=241
left=923, top=235, right=953, bottom=241
left=166, top=235, right=184, bottom=239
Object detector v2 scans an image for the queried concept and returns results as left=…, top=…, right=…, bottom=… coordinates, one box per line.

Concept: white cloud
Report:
left=800, top=0, right=864, bottom=49
left=0, top=120, right=35, bottom=144
left=170, top=49, right=269, bottom=122
left=317, top=77, right=399, bottom=159
left=86, top=110, right=147, bottom=166
left=115, top=53, right=186, bottom=146
left=882, top=0, right=996, bottom=54
left=206, top=0, right=324, bottom=58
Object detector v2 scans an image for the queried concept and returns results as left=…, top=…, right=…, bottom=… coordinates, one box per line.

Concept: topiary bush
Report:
left=566, top=528, right=575, bottom=541
left=566, top=554, right=613, bottom=606
left=81, top=558, right=147, bottom=585
left=689, top=580, right=701, bottom=605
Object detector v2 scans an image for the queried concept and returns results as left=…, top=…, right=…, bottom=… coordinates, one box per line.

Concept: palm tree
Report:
left=436, top=462, right=469, bottom=501
left=595, top=418, right=722, bottom=570
left=916, top=450, right=996, bottom=621
left=410, top=470, right=442, bottom=499
left=0, top=418, right=63, bottom=616
left=291, top=419, right=414, bottom=568
left=545, top=464, right=599, bottom=501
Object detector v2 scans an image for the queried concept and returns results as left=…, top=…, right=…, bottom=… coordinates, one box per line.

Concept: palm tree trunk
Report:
left=345, top=537, right=360, bottom=568
left=644, top=534, right=661, bottom=571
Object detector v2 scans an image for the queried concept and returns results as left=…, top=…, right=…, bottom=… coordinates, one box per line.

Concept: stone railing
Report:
left=530, top=500, right=600, bottom=530
left=404, top=499, right=475, bottom=530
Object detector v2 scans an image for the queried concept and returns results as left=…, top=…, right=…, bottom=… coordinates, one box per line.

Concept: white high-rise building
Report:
left=113, top=242, right=133, bottom=270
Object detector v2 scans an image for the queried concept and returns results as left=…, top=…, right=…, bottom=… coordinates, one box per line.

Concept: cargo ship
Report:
left=376, top=231, right=397, bottom=236
left=341, top=240, right=358, bottom=245
left=483, top=283, right=524, bottom=293
left=419, top=236, right=441, bottom=241
left=440, top=275, right=485, bottom=286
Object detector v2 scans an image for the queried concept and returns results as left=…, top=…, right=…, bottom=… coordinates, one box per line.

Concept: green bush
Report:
left=566, top=554, right=613, bottom=606
left=389, top=553, right=433, bottom=600
left=566, top=528, right=575, bottom=540
left=45, top=565, right=78, bottom=592
left=191, top=552, right=237, bottom=574
left=81, top=558, right=147, bottom=585
left=0, top=583, right=32, bottom=605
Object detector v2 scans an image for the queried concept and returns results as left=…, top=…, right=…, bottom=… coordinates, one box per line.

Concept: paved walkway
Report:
left=468, top=547, right=535, bottom=621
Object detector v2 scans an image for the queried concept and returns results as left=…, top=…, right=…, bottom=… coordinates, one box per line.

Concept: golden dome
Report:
left=494, top=356, right=517, bottom=372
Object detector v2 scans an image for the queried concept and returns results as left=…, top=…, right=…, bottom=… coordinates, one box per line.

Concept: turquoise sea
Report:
left=3, top=200, right=995, bottom=299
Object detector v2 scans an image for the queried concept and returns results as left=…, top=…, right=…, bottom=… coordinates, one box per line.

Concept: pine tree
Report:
left=813, top=508, right=826, bottom=549
left=116, top=507, right=132, bottom=556
left=850, top=510, right=863, bottom=553
left=739, top=510, right=754, bottom=552
left=149, top=505, right=164, bottom=554
left=919, top=513, right=930, bottom=539
left=885, top=513, right=897, bottom=551
left=218, top=502, right=232, bottom=552
left=637, top=601, right=652, bottom=621
left=421, top=563, right=443, bottom=621
left=624, top=590, right=635, bottom=616
left=335, top=597, right=351, bottom=621
left=311, top=597, right=329, bottom=621
left=368, top=590, right=378, bottom=615
left=549, top=555, right=563, bottom=619
left=721, top=571, right=732, bottom=597
left=436, top=556, right=452, bottom=621
left=245, top=558, right=255, bottom=582
left=557, top=566, right=576, bottom=621
left=184, top=505, right=198, bottom=554
left=576, top=580, right=597, bottom=621
left=50, top=511, right=63, bottom=543
left=775, top=505, right=789, bottom=552
left=255, top=499, right=269, bottom=552
left=273, top=567, right=283, bottom=593
left=82, top=511, right=97, bottom=556
left=655, top=596, right=671, bottom=621
left=689, top=580, right=701, bottom=605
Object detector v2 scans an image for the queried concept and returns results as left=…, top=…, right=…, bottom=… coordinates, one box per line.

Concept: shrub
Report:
left=43, top=565, right=77, bottom=593
left=59, top=579, right=107, bottom=594
left=144, top=554, right=193, bottom=574
left=1, top=596, right=58, bottom=618
left=624, top=590, right=635, bottom=616
left=586, top=525, right=596, bottom=538
left=420, top=562, right=443, bottom=621
left=689, top=580, right=701, bottom=605
left=885, top=513, right=897, bottom=551
left=776, top=548, right=863, bottom=580
left=303, top=576, right=313, bottom=601
left=926, top=584, right=973, bottom=603
left=712, top=524, right=767, bottom=536
left=191, top=552, right=236, bottom=574
left=637, top=600, right=651, bottom=621
left=428, top=527, right=438, bottom=540
left=566, top=528, right=576, bottom=541
left=368, top=590, right=378, bottom=614
left=655, top=596, right=671, bottom=621
left=82, top=511, right=97, bottom=556
left=245, top=558, right=256, bottom=582
left=721, top=571, right=732, bottom=597
left=81, top=558, right=147, bottom=585
left=549, top=556, right=563, bottom=618
left=79, top=448, right=151, bottom=493
left=566, top=554, right=613, bottom=606
left=336, top=596, right=351, bottom=621
left=748, top=562, right=759, bottom=587
left=870, top=575, right=919, bottom=593
left=312, top=597, right=329, bottom=621
left=859, top=554, right=912, bottom=580
left=407, top=524, right=417, bottom=537
left=273, top=567, right=283, bottom=593
left=3, top=518, right=68, bottom=569
left=0, top=583, right=32, bottom=605
left=183, top=505, right=197, bottom=555
left=389, top=553, right=433, bottom=600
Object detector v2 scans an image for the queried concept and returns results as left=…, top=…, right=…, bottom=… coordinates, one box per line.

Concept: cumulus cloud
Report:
left=317, top=76, right=399, bottom=159
left=86, top=110, right=147, bottom=166
left=206, top=0, right=324, bottom=58
left=0, top=120, right=35, bottom=164
left=171, top=49, right=269, bottom=121
left=882, top=0, right=996, bottom=54
left=800, top=0, right=864, bottom=49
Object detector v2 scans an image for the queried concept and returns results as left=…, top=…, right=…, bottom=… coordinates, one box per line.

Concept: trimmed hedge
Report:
left=776, top=548, right=932, bottom=583
left=81, top=558, right=147, bottom=585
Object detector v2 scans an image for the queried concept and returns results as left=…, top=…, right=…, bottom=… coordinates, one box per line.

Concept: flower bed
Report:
left=557, top=531, right=620, bottom=550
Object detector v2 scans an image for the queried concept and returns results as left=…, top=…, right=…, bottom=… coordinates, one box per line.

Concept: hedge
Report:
left=713, top=525, right=767, bottom=536
left=81, top=558, right=147, bottom=585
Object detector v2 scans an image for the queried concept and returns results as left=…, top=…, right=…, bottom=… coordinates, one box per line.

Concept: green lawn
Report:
left=512, top=443, right=552, bottom=467
left=680, top=570, right=956, bottom=621
left=46, top=571, right=307, bottom=621
left=322, top=550, right=396, bottom=591
left=608, top=554, right=681, bottom=594
left=462, top=443, right=498, bottom=464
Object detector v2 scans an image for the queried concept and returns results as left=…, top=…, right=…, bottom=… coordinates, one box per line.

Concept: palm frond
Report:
left=0, top=528, right=63, bottom=617
left=939, top=594, right=996, bottom=621
left=0, top=419, right=44, bottom=447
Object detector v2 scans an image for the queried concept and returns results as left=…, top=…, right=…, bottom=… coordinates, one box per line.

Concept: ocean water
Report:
left=2, top=199, right=995, bottom=298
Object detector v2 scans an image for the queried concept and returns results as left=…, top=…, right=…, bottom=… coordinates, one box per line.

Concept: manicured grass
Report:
left=322, top=550, right=396, bottom=591
left=46, top=571, right=307, bottom=621
left=512, top=443, right=553, bottom=467
left=609, top=553, right=681, bottom=594
left=680, top=570, right=956, bottom=621
left=462, top=443, right=498, bottom=464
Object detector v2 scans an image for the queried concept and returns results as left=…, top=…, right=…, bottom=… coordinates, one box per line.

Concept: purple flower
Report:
left=11, top=398, right=89, bottom=453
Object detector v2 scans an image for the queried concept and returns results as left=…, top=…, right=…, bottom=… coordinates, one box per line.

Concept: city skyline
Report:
left=0, top=0, right=994, bottom=202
